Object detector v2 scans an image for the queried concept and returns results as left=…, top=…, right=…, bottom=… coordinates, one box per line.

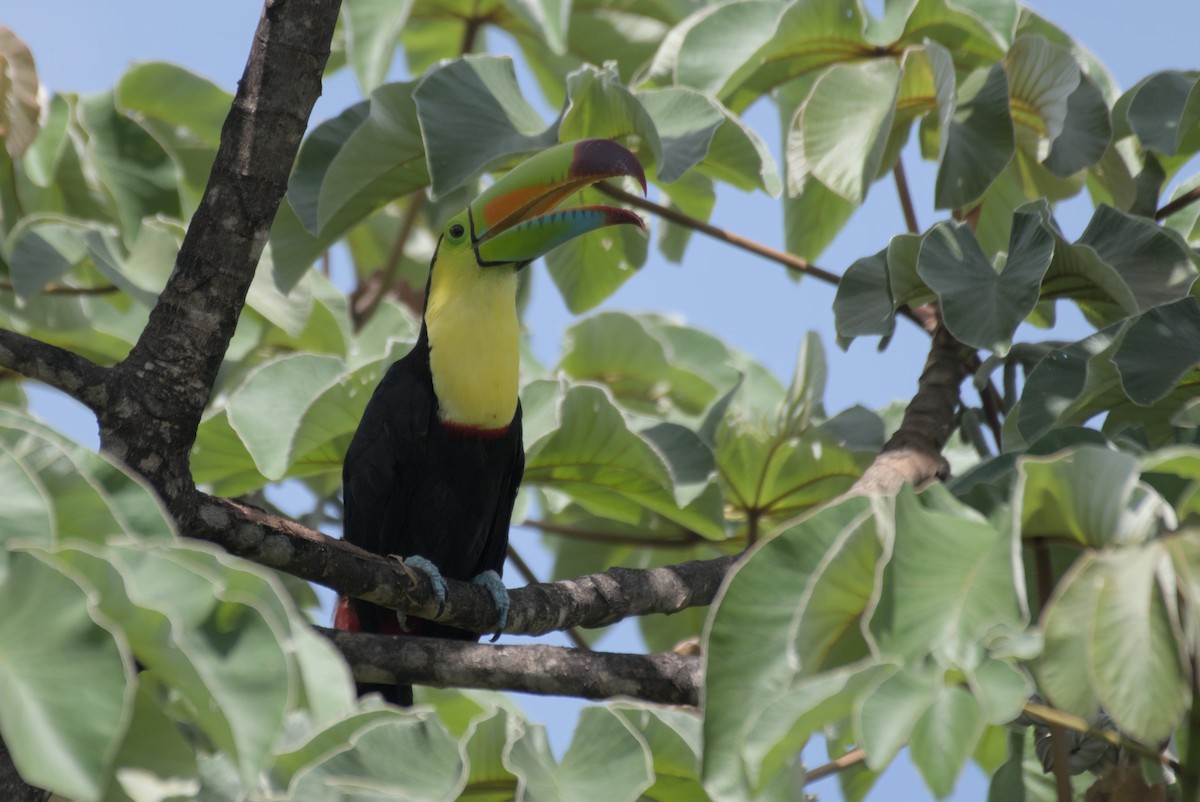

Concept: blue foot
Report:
left=403, top=555, right=448, bottom=616
left=472, top=570, right=509, bottom=642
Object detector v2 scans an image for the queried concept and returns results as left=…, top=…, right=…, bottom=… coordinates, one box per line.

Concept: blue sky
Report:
left=6, top=1, right=1199, bottom=798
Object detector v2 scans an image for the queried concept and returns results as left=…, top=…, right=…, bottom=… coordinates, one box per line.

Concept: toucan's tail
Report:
left=334, top=596, right=413, bottom=706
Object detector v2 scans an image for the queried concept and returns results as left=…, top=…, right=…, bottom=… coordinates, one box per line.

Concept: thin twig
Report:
left=805, top=747, right=866, bottom=785
left=353, top=192, right=427, bottom=328
left=507, top=545, right=591, bottom=651
left=1022, top=702, right=1178, bottom=770
left=524, top=518, right=707, bottom=549
left=595, top=183, right=842, bottom=286
left=1156, top=185, right=1200, bottom=220
left=0, top=279, right=120, bottom=296
left=598, top=182, right=940, bottom=333
left=893, top=158, right=920, bottom=234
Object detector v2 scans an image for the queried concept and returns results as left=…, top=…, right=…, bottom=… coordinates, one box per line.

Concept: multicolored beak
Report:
left=468, top=139, right=648, bottom=266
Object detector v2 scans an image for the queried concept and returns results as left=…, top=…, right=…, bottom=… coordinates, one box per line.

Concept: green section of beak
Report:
left=468, top=139, right=647, bottom=266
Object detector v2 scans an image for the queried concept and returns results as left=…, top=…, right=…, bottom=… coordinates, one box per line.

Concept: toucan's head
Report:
left=437, top=138, right=647, bottom=270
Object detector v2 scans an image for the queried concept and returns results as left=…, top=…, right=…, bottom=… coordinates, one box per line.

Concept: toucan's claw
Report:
left=472, top=570, right=509, bottom=641
left=402, top=555, right=448, bottom=616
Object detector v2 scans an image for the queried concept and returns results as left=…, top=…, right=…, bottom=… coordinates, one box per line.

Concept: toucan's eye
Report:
left=448, top=223, right=466, bottom=240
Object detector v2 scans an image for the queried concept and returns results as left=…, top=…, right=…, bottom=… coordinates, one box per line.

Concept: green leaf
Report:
left=776, top=72, right=852, bottom=262
left=857, top=668, right=938, bottom=770
left=504, top=0, right=569, bottom=55
left=611, top=703, right=706, bottom=801
left=935, top=64, right=1014, bottom=210
left=193, top=343, right=406, bottom=491
left=116, top=62, right=228, bottom=148
left=0, top=551, right=131, bottom=802
left=76, top=91, right=182, bottom=241
left=414, top=55, right=557, bottom=199
left=703, top=496, right=882, bottom=801
left=1042, top=204, right=1198, bottom=322
left=1005, top=35, right=1080, bottom=163
left=343, top=0, right=413, bottom=93
left=559, top=311, right=721, bottom=419
left=516, top=707, right=653, bottom=802
left=0, top=406, right=175, bottom=545
left=1042, top=73, right=1111, bottom=177
left=1017, top=299, right=1200, bottom=444
left=1125, top=70, right=1200, bottom=161
left=1016, top=445, right=1168, bottom=547
left=316, top=82, right=429, bottom=237
left=286, top=715, right=467, bottom=800
left=0, top=25, right=41, bottom=158
left=716, top=419, right=863, bottom=526
left=636, top=87, right=724, bottom=184
left=1038, top=543, right=1189, bottom=745
left=523, top=383, right=723, bottom=537
left=909, top=684, right=986, bottom=798
left=115, top=62, right=230, bottom=211
left=916, top=208, right=1054, bottom=353
left=833, top=247, right=895, bottom=340
left=560, top=63, right=662, bottom=167
left=791, top=60, right=900, bottom=205
left=872, top=487, right=1025, bottom=661
left=663, top=1, right=783, bottom=99
left=5, top=213, right=98, bottom=296
left=544, top=185, right=649, bottom=313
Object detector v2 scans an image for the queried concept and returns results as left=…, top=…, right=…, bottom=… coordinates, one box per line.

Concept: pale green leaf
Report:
left=935, top=64, right=1014, bottom=210
left=1017, top=445, right=1169, bottom=547
left=793, top=60, right=900, bottom=204
left=0, top=551, right=130, bottom=802
left=909, top=684, right=986, bottom=798
left=1038, top=543, right=1189, bottom=744
left=703, top=497, right=882, bottom=801
left=343, top=0, right=413, bottom=93
left=414, top=55, right=557, bottom=199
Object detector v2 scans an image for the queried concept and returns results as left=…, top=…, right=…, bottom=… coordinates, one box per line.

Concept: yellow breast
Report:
left=424, top=249, right=519, bottom=429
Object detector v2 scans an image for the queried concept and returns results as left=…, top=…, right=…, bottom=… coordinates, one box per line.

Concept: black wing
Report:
left=472, top=401, right=525, bottom=579
left=342, top=349, right=432, bottom=559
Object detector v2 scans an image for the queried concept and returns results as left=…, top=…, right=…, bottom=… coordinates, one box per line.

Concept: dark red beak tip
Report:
left=571, top=138, right=648, bottom=195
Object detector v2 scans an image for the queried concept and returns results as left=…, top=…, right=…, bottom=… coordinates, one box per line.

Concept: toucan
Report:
left=335, top=139, right=647, bottom=705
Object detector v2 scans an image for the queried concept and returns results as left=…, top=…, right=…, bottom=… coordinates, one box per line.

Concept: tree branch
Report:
left=0, top=329, right=108, bottom=410
left=192, top=495, right=740, bottom=636
left=595, top=182, right=843, bottom=286
left=893, top=158, right=920, bottom=235
left=320, top=628, right=701, bottom=706
left=850, top=321, right=971, bottom=493
left=507, top=545, right=591, bottom=650
left=1156, top=185, right=1200, bottom=220
left=96, top=0, right=341, bottom=512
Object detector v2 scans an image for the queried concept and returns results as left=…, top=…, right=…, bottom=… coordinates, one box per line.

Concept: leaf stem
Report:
left=0, top=279, right=120, bottom=296
left=595, top=182, right=842, bottom=286
left=805, top=747, right=866, bottom=784
left=352, top=192, right=427, bottom=328
left=893, top=158, right=920, bottom=234
left=1022, top=701, right=1177, bottom=769
left=1156, top=185, right=1200, bottom=220
left=523, top=518, right=709, bottom=549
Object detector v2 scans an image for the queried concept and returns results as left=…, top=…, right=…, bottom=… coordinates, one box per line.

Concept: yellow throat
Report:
left=424, top=246, right=520, bottom=429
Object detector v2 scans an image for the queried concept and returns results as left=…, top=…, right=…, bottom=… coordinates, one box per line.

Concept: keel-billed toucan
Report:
left=335, top=139, right=647, bottom=705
